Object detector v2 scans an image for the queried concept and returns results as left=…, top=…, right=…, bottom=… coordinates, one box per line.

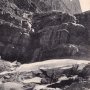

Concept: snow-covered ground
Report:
left=16, top=59, right=90, bottom=72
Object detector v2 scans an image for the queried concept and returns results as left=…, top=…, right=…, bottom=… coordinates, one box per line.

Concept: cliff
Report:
left=0, top=0, right=89, bottom=63
left=31, top=0, right=82, bottom=14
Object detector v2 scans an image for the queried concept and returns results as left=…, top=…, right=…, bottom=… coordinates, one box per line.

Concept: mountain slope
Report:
left=32, top=0, right=82, bottom=14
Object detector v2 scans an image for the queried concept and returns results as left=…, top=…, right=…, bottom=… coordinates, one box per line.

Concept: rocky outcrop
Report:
left=31, top=0, right=82, bottom=14
left=0, top=10, right=89, bottom=63
left=0, top=20, right=33, bottom=63
left=66, top=22, right=87, bottom=45
left=39, top=22, right=87, bottom=47
left=0, top=0, right=23, bottom=18
left=32, top=11, right=76, bottom=31
left=0, top=0, right=89, bottom=63
left=13, top=0, right=37, bottom=12
left=0, top=0, right=82, bottom=14
left=75, top=11, right=90, bottom=44
left=31, top=20, right=87, bottom=61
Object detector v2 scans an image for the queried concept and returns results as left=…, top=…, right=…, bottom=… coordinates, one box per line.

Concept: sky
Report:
left=79, top=0, right=90, bottom=12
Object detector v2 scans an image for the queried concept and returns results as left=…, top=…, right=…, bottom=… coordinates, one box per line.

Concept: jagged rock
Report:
left=64, top=82, right=90, bottom=90
left=14, top=0, right=37, bottom=12
left=47, top=76, right=79, bottom=88
left=11, top=0, right=82, bottom=14
left=32, top=11, right=76, bottom=31
left=58, top=22, right=87, bottom=45
left=31, top=0, right=81, bottom=14
left=67, top=22, right=87, bottom=45
left=75, top=11, right=90, bottom=44
left=81, top=64, right=90, bottom=78
left=0, top=0, right=23, bottom=23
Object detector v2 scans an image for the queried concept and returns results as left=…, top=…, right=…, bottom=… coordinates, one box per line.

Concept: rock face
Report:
left=31, top=0, right=82, bottom=14
left=32, top=11, right=76, bottom=31
left=75, top=11, right=90, bottom=44
left=32, top=44, right=79, bottom=62
left=0, top=0, right=89, bottom=63
left=0, top=10, right=89, bottom=63
left=0, top=0, right=82, bottom=14
left=0, top=21, right=32, bottom=63
left=39, top=22, right=87, bottom=46
left=31, top=21, right=87, bottom=61
left=13, top=0, right=37, bottom=12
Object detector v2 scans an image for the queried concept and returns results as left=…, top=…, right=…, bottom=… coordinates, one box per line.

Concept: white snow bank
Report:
left=16, top=59, right=90, bottom=72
